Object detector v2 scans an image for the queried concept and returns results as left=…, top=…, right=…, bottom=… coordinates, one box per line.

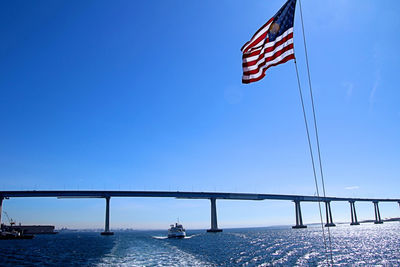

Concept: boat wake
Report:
left=183, top=234, right=198, bottom=239
left=152, top=234, right=198, bottom=240
left=152, top=236, right=168, bottom=240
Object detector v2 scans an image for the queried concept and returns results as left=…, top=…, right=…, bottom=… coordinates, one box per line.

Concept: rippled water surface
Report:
left=1, top=223, right=399, bottom=266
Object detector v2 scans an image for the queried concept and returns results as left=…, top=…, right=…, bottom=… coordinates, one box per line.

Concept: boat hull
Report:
left=3, top=225, right=56, bottom=234
left=168, top=233, right=186, bottom=239
left=0, top=232, right=34, bottom=240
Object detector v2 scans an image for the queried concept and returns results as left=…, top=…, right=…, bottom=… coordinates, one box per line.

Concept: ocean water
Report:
left=1, top=223, right=399, bottom=266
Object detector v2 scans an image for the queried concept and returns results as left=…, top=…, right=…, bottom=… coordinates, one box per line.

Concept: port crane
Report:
left=2, top=211, right=15, bottom=226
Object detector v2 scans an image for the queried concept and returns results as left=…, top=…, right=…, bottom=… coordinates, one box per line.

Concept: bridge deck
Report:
left=1, top=190, right=399, bottom=202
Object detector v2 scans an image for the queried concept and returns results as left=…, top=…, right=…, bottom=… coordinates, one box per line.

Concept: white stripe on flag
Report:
left=242, top=49, right=294, bottom=81
left=243, top=27, right=294, bottom=61
left=243, top=39, right=294, bottom=72
left=241, top=21, right=273, bottom=52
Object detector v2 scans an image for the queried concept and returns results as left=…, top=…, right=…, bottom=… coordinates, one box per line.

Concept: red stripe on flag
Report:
left=242, top=33, right=294, bottom=67
left=242, top=54, right=295, bottom=84
left=242, top=33, right=293, bottom=59
left=241, top=18, right=274, bottom=53
left=243, top=44, right=294, bottom=75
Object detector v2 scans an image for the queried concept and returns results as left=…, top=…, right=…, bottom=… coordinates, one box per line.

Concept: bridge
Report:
left=1, top=190, right=399, bottom=235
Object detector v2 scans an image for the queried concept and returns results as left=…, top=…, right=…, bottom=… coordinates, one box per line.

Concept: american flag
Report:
left=241, top=0, right=297, bottom=84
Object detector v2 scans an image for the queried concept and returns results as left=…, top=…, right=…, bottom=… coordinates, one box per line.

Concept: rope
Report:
left=298, top=0, right=333, bottom=264
left=293, top=57, right=330, bottom=265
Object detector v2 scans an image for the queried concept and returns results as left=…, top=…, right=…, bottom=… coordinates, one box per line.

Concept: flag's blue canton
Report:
left=267, top=0, right=297, bottom=42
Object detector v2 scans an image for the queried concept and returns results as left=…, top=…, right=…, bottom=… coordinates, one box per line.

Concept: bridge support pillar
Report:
left=349, top=201, right=359, bottom=225
left=0, top=197, right=3, bottom=226
left=292, top=200, right=307, bottom=229
left=101, top=196, right=114, bottom=235
left=373, top=201, right=383, bottom=224
left=207, top=198, right=222, bottom=233
left=324, top=201, right=336, bottom=227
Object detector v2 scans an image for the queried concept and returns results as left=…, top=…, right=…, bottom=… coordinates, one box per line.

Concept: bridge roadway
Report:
left=1, top=190, right=400, bottom=202
left=1, top=190, right=399, bottom=234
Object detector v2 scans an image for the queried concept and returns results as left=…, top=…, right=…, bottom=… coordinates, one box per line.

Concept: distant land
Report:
left=54, top=218, right=400, bottom=232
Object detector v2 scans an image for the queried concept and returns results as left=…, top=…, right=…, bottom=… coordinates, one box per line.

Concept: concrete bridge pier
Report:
left=373, top=201, right=383, bottom=224
left=324, top=201, right=336, bottom=227
left=292, top=200, right=307, bottom=229
left=101, top=196, right=114, bottom=235
left=207, top=198, right=222, bottom=233
left=0, top=197, right=3, bottom=226
left=349, top=201, right=360, bottom=225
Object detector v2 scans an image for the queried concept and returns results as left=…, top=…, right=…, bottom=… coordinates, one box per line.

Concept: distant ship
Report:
left=1, top=211, right=57, bottom=235
left=168, top=222, right=186, bottom=238
left=1, top=223, right=57, bottom=234
left=0, top=229, right=34, bottom=240
left=1, top=224, right=34, bottom=240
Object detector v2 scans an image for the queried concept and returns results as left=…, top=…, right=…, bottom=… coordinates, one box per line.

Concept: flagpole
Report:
left=297, top=0, right=333, bottom=264
left=240, top=0, right=333, bottom=262
left=293, top=55, right=330, bottom=264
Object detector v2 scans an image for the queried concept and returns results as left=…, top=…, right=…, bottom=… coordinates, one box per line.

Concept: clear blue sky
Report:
left=1, top=0, right=399, bottom=229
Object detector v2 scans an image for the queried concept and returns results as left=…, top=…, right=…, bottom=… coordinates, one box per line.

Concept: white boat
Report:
left=168, top=222, right=186, bottom=238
